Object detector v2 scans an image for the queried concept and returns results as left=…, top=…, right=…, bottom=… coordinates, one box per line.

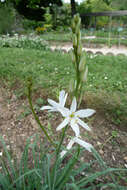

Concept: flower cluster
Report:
left=35, top=26, right=46, bottom=34
left=0, top=34, right=49, bottom=50
left=70, top=14, right=88, bottom=102
left=41, top=90, right=95, bottom=157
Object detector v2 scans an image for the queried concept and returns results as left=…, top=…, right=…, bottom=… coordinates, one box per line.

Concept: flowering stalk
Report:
left=70, top=14, right=88, bottom=107
left=27, top=79, right=56, bottom=148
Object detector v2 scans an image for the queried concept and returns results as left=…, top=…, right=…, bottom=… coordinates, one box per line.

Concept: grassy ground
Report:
left=0, top=47, right=127, bottom=126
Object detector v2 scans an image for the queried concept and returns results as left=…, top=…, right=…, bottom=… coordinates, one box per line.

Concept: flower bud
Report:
left=71, top=50, right=76, bottom=64
left=81, top=66, right=88, bottom=82
left=77, top=42, right=82, bottom=56
left=72, top=34, right=77, bottom=47
left=74, top=14, right=80, bottom=24
left=78, top=17, right=81, bottom=26
left=75, top=24, right=80, bottom=35
left=79, top=55, right=86, bottom=71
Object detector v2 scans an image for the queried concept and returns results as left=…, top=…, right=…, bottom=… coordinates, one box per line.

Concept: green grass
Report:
left=0, top=47, right=127, bottom=126
left=40, top=31, right=72, bottom=42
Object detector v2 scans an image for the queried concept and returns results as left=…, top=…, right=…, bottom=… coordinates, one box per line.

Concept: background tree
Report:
left=78, top=0, right=112, bottom=28
left=70, top=0, right=76, bottom=16
left=3, top=0, right=62, bottom=21
left=111, top=0, right=127, bottom=10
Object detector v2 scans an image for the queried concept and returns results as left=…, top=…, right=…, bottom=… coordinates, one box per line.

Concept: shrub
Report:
left=0, top=3, right=15, bottom=34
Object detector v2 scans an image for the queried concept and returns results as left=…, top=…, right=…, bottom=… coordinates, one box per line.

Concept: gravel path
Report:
left=50, top=44, right=127, bottom=56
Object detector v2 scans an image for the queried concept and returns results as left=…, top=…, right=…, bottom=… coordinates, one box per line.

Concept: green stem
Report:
left=51, top=125, right=68, bottom=190
left=57, top=145, right=80, bottom=190
left=56, top=125, right=68, bottom=157
left=27, top=84, right=56, bottom=148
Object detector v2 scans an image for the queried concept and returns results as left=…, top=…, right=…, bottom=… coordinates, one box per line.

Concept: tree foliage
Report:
left=1, top=0, right=63, bottom=21
left=111, top=0, right=127, bottom=10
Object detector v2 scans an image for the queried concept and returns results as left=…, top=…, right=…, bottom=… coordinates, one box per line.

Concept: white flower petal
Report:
left=58, top=107, right=70, bottom=117
left=60, top=138, right=75, bottom=158
left=70, top=120, right=80, bottom=137
left=74, top=137, right=93, bottom=152
left=77, top=118, right=91, bottom=131
left=56, top=117, right=69, bottom=131
left=70, top=97, right=77, bottom=112
left=66, top=138, right=75, bottom=149
left=61, top=93, right=68, bottom=107
left=57, top=90, right=68, bottom=107
left=75, top=109, right=95, bottom=118
left=48, top=99, right=59, bottom=108
left=59, top=90, right=65, bottom=103
left=40, top=106, right=54, bottom=111
left=60, top=150, right=67, bottom=158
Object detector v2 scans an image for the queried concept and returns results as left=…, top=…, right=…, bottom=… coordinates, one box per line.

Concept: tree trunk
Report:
left=70, top=0, right=76, bottom=17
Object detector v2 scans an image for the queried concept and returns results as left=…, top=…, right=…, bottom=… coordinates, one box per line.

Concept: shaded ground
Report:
left=0, top=86, right=127, bottom=173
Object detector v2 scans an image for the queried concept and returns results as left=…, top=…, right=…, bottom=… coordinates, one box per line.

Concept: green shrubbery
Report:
left=0, top=3, right=15, bottom=34
left=0, top=34, right=49, bottom=50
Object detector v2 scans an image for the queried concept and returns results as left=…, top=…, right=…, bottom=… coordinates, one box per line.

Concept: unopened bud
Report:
left=79, top=55, right=86, bottom=71
left=75, top=24, right=80, bottom=35
left=81, top=66, right=88, bottom=82
left=72, top=34, right=77, bottom=47
left=74, top=14, right=80, bottom=24
left=77, top=42, right=82, bottom=56
left=71, top=50, right=76, bottom=64
left=71, top=20, right=76, bottom=33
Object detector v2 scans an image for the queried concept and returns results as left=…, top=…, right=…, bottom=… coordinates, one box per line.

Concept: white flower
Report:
left=0, top=152, right=2, bottom=156
left=60, top=137, right=93, bottom=157
left=40, top=90, right=68, bottom=112
left=56, top=97, right=95, bottom=137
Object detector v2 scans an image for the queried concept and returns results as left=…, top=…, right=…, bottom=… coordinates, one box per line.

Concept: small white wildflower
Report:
left=40, top=90, right=68, bottom=112
left=104, top=76, right=108, bottom=80
left=56, top=97, right=95, bottom=137
left=60, top=137, right=93, bottom=157
left=0, top=152, right=2, bottom=156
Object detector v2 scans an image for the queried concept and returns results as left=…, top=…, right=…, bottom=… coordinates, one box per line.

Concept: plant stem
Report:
left=56, top=125, right=68, bottom=157
left=27, top=82, right=56, bottom=148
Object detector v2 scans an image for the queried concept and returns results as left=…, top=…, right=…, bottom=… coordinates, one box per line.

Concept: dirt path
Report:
left=50, top=43, right=127, bottom=56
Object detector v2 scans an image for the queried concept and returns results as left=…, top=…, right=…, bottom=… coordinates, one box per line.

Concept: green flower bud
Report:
left=77, top=42, right=82, bottom=56
left=75, top=23, right=80, bottom=35
left=78, top=17, right=81, bottom=26
left=79, top=55, right=86, bottom=71
left=74, top=14, right=80, bottom=24
left=72, top=34, right=77, bottom=47
left=71, top=20, right=76, bottom=33
left=81, top=66, right=88, bottom=82
left=71, top=50, right=76, bottom=64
